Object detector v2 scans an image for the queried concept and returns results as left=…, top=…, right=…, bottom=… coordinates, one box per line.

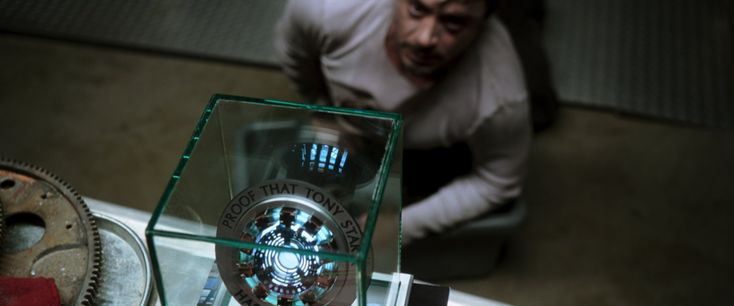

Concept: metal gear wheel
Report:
left=0, top=158, right=102, bottom=305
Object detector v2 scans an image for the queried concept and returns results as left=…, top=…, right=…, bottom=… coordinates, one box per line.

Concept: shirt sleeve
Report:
left=274, top=0, right=330, bottom=103
left=401, top=101, right=532, bottom=244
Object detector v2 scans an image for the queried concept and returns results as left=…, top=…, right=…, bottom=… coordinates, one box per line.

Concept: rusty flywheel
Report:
left=0, top=158, right=102, bottom=305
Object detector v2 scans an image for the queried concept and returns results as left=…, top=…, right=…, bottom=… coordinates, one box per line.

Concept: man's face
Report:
left=392, top=0, right=487, bottom=76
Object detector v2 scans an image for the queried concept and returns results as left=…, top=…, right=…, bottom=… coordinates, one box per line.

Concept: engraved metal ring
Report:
left=215, top=179, right=364, bottom=306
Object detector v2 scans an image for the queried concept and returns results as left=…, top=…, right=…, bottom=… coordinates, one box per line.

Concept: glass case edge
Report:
left=146, top=97, right=219, bottom=233
left=358, top=119, right=404, bottom=261
left=210, top=93, right=402, bottom=121
left=144, top=233, right=169, bottom=306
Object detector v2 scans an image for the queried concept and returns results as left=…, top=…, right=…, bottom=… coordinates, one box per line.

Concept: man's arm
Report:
left=274, top=0, right=330, bottom=103
left=401, top=101, right=532, bottom=244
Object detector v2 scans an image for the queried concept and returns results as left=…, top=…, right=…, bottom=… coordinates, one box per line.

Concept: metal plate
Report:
left=94, top=212, right=153, bottom=306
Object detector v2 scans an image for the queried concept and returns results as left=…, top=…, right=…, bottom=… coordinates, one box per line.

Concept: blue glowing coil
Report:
left=236, top=207, right=338, bottom=305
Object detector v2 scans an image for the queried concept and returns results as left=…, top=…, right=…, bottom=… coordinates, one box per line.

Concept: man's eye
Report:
left=442, top=17, right=468, bottom=33
left=408, top=2, right=430, bottom=17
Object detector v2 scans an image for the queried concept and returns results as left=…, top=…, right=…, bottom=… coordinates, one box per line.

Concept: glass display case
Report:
left=145, top=95, right=404, bottom=306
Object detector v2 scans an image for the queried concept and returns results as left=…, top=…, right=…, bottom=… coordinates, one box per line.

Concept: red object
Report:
left=0, top=277, right=61, bottom=306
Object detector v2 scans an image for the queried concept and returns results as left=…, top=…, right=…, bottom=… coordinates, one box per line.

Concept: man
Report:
left=275, top=0, right=531, bottom=244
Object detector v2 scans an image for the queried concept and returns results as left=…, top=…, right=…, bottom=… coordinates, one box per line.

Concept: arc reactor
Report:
left=216, top=179, right=364, bottom=306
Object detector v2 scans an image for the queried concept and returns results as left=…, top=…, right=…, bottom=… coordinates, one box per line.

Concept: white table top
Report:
left=83, top=197, right=511, bottom=306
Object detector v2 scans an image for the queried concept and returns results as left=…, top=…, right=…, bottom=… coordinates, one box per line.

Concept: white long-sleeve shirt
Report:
left=274, top=0, right=531, bottom=243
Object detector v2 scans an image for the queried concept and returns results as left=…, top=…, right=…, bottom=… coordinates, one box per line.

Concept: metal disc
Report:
left=94, top=212, right=153, bottom=306
left=0, top=158, right=102, bottom=305
left=216, top=179, right=366, bottom=306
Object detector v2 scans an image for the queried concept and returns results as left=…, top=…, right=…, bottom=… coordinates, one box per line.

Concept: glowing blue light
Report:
left=269, top=208, right=282, bottom=216
left=318, top=145, right=328, bottom=169
left=278, top=252, right=300, bottom=270
left=239, top=207, right=339, bottom=305
left=265, top=293, right=278, bottom=305
left=329, top=147, right=339, bottom=170
left=316, top=227, right=332, bottom=244
left=245, top=277, right=258, bottom=289
left=310, top=144, right=317, bottom=161
left=319, top=262, right=336, bottom=272
left=339, top=150, right=348, bottom=173
left=311, top=286, right=326, bottom=296
left=319, top=145, right=328, bottom=163
left=295, top=211, right=310, bottom=226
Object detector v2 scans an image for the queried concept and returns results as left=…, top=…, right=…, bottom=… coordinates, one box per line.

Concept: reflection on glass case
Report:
left=146, top=95, right=404, bottom=306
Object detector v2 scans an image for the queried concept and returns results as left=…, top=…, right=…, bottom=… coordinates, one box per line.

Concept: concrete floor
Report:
left=1, top=33, right=733, bottom=305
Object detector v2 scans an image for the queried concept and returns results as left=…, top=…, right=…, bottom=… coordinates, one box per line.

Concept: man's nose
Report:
left=414, top=18, right=439, bottom=48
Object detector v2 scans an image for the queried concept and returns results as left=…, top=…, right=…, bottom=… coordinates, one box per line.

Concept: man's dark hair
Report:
left=485, top=0, right=498, bottom=17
